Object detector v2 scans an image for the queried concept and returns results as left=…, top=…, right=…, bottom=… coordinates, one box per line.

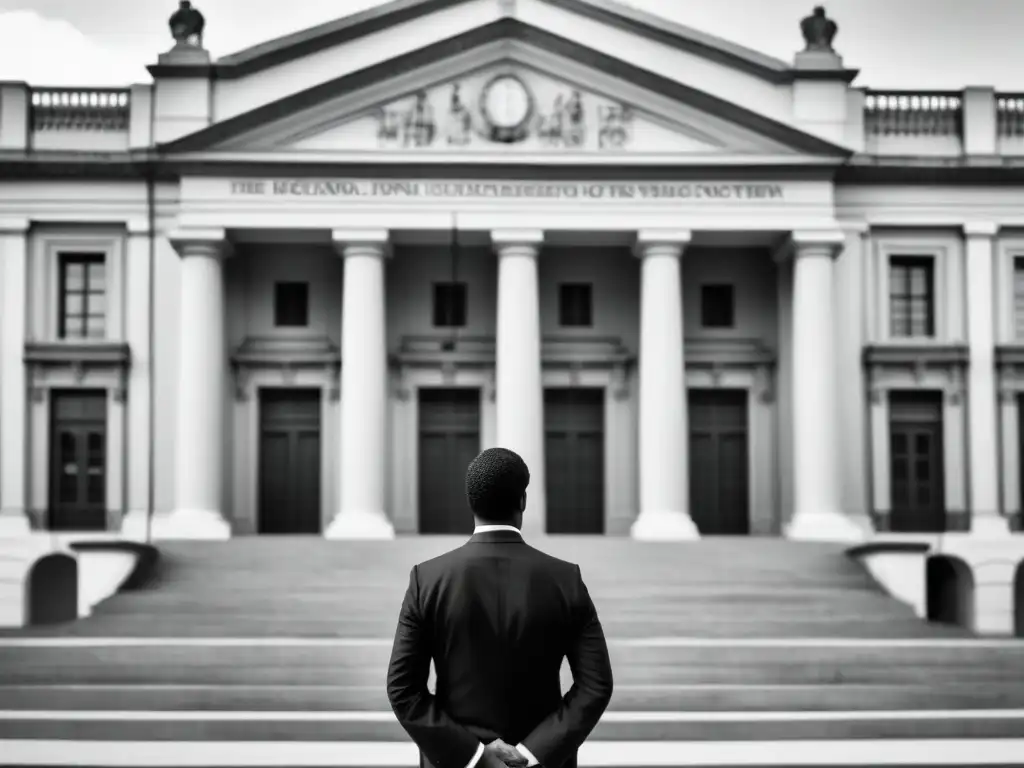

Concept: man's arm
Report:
left=519, top=565, right=613, bottom=768
left=387, top=565, right=485, bottom=768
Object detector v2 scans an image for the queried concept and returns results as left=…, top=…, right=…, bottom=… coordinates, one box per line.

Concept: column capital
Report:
left=491, top=228, right=544, bottom=251
left=169, top=228, right=232, bottom=259
left=332, top=228, right=391, bottom=259
left=634, top=229, right=691, bottom=259
left=779, top=229, right=846, bottom=261
left=964, top=222, right=1000, bottom=239
left=0, top=217, right=29, bottom=235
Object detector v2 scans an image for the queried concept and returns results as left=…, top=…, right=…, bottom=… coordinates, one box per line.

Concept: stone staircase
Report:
left=1, top=537, right=1022, bottom=766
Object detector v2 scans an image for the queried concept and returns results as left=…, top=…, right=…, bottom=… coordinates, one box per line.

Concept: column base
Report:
left=0, top=510, right=32, bottom=537
left=786, top=510, right=867, bottom=543
left=324, top=510, right=395, bottom=540
left=969, top=513, right=1012, bottom=538
left=630, top=511, right=701, bottom=541
left=121, top=509, right=231, bottom=541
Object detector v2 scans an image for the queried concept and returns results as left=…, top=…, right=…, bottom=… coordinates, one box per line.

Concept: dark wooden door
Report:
left=688, top=389, right=750, bottom=535
left=259, top=389, right=322, bottom=534
left=889, top=391, right=945, bottom=533
left=419, top=389, right=480, bottom=534
left=545, top=388, right=604, bottom=534
left=49, top=390, right=107, bottom=531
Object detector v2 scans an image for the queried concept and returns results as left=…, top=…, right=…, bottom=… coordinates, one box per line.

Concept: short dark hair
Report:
left=465, top=447, right=530, bottom=521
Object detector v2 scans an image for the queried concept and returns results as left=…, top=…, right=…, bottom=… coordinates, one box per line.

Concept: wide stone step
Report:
left=4, top=682, right=1024, bottom=712
left=2, top=642, right=1019, bottom=686
left=3, top=710, right=1024, bottom=741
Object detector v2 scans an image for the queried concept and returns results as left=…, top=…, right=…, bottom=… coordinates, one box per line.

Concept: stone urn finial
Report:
left=800, top=5, right=838, bottom=53
left=169, top=0, right=206, bottom=48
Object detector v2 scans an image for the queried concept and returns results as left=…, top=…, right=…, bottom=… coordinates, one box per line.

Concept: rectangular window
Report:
left=59, top=253, right=106, bottom=339
left=889, top=256, right=935, bottom=338
left=1014, top=257, right=1024, bottom=340
left=700, top=284, right=735, bottom=328
left=274, top=282, right=309, bottom=327
left=559, top=283, right=593, bottom=327
left=433, top=282, right=467, bottom=327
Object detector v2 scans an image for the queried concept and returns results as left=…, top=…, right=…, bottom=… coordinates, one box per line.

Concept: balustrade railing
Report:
left=31, top=87, right=131, bottom=131
left=863, top=91, right=963, bottom=138
left=997, top=94, right=1024, bottom=138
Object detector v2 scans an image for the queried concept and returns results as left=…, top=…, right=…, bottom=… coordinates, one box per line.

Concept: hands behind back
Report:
left=482, top=739, right=528, bottom=768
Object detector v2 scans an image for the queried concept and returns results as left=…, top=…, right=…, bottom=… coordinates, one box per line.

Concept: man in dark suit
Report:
left=387, top=447, right=614, bottom=768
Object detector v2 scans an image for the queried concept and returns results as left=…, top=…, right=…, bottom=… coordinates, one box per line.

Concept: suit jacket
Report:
left=386, top=529, right=614, bottom=768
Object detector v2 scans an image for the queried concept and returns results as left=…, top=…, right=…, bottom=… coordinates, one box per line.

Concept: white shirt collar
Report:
left=473, top=524, right=523, bottom=535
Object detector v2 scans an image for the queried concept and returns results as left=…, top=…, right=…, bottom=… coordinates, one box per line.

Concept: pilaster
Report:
left=0, top=218, right=31, bottom=536
left=963, top=222, right=1011, bottom=537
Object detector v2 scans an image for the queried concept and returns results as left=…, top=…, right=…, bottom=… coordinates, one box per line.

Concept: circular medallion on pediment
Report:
left=479, top=73, right=534, bottom=143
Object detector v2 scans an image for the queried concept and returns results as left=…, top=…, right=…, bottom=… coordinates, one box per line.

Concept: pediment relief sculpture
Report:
left=374, top=69, right=635, bottom=151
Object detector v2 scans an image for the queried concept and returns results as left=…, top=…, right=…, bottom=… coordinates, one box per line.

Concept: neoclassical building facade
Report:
left=1, top=0, right=1023, bottom=543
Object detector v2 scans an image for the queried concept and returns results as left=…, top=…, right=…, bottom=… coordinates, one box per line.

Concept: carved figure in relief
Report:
left=445, top=84, right=473, bottom=146
left=597, top=105, right=633, bottom=149
left=169, top=0, right=205, bottom=47
left=536, top=94, right=565, bottom=145
left=801, top=6, right=838, bottom=52
left=403, top=91, right=436, bottom=147
left=562, top=90, right=586, bottom=147
left=536, top=90, right=586, bottom=147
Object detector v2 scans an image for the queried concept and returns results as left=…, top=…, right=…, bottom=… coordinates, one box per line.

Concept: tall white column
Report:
left=326, top=229, right=394, bottom=539
left=963, top=223, right=1011, bottom=537
left=159, top=230, right=231, bottom=539
left=0, top=219, right=31, bottom=536
left=785, top=231, right=864, bottom=542
left=631, top=230, right=700, bottom=540
left=493, top=229, right=546, bottom=535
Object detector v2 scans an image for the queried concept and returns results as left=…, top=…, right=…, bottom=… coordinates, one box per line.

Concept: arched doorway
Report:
left=926, top=555, right=974, bottom=629
left=27, top=553, right=78, bottom=625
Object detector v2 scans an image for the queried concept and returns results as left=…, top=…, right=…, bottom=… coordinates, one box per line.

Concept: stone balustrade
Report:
left=5, top=82, right=1024, bottom=158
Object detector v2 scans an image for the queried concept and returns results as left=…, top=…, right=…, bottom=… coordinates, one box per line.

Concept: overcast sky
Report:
left=0, top=0, right=1016, bottom=89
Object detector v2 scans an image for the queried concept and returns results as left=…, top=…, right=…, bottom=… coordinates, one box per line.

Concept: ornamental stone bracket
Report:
left=24, top=341, right=131, bottom=403
left=389, top=334, right=635, bottom=401
left=862, top=344, right=969, bottom=405
left=230, top=336, right=341, bottom=402
left=995, top=345, right=1024, bottom=404
left=684, top=338, right=776, bottom=403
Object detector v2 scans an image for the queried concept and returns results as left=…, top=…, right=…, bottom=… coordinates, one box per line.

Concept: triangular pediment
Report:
left=275, top=64, right=751, bottom=155
left=167, top=27, right=848, bottom=159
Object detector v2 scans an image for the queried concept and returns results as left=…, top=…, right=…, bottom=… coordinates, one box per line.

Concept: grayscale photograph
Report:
left=0, top=0, right=1023, bottom=766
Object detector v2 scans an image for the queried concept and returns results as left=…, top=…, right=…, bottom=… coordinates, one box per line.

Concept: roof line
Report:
left=156, top=20, right=851, bottom=157
left=155, top=0, right=819, bottom=84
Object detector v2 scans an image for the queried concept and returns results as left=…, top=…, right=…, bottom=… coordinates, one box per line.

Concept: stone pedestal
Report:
left=493, top=230, right=546, bottom=535
left=325, top=230, right=394, bottom=540
left=631, top=231, right=700, bottom=541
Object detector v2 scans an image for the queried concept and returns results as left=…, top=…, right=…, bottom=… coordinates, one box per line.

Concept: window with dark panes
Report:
left=1013, top=257, right=1024, bottom=339
left=433, top=282, right=467, bottom=327
left=559, top=283, right=593, bottom=327
left=59, top=254, right=106, bottom=339
left=889, top=256, right=935, bottom=338
left=274, top=282, right=309, bottom=327
left=700, top=284, right=735, bottom=328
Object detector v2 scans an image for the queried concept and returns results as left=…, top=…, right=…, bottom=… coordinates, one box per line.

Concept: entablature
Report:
left=24, top=341, right=131, bottom=403
left=863, top=343, right=969, bottom=404
left=230, top=335, right=341, bottom=401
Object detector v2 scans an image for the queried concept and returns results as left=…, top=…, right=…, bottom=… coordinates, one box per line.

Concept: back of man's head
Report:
left=465, top=447, right=530, bottom=523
